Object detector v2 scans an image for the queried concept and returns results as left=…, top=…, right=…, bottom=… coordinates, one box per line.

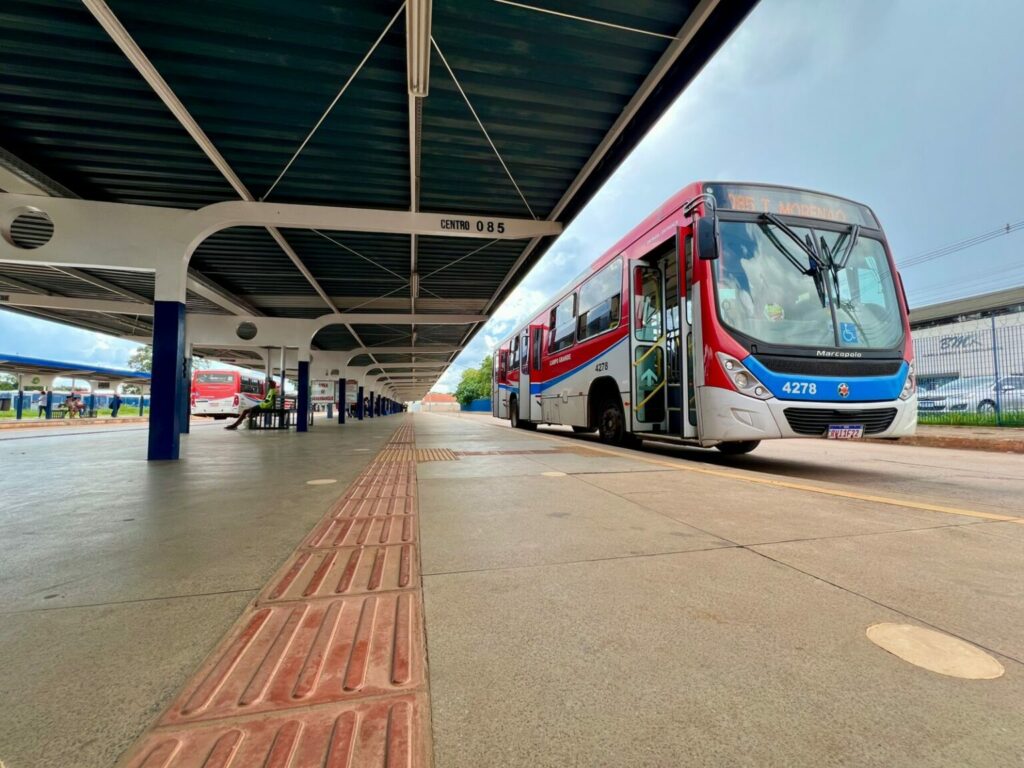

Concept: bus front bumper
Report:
left=698, top=386, right=917, bottom=443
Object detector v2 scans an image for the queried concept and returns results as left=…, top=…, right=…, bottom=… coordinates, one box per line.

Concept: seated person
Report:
left=225, top=380, right=278, bottom=430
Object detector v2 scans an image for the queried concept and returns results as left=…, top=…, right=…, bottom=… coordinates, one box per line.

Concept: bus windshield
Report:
left=715, top=219, right=904, bottom=350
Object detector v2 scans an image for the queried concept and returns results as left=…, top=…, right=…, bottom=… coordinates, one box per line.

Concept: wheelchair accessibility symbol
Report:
left=839, top=322, right=859, bottom=344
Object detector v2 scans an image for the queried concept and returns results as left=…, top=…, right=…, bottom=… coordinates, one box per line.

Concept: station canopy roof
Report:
left=0, top=0, right=757, bottom=389
left=0, top=352, right=150, bottom=382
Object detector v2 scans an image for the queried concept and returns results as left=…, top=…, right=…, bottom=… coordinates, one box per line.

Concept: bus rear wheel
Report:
left=597, top=397, right=629, bottom=446
left=715, top=440, right=760, bottom=455
left=509, top=398, right=519, bottom=429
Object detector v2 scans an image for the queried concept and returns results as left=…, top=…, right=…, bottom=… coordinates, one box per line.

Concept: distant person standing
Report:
left=109, top=392, right=122, bottom=418
left=225, top=379, right=278, bottom=430
left=37, top=389, right=47, bottom=418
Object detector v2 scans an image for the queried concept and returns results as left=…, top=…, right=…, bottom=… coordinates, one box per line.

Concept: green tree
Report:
left=454, top=354, right=493, bottom=405
left=0, top=373, right=17, bottom=391
left=128, top=344, right=152, bottom=372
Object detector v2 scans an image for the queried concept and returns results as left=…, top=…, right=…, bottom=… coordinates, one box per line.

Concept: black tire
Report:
left=572, top=425, right=596, bottom=434
left=715, top=440, right=760, bottom=455
left=978, top=400, right=997, bottom=415
left=597, top=396, right=629, bottom=446
left=509, top=398, right=519, bottom=429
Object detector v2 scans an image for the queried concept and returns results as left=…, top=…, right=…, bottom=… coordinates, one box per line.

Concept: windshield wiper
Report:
left=819, top=224, right=860, bottom=305
left=759, top=213, right=828, bottom=307
left=761, top=213, right=827, bottom=270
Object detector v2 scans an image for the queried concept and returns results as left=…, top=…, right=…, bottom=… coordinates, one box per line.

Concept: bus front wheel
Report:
left=715, top=441, right=760, bottom=455
left=509, top=398, right=519, bottom=429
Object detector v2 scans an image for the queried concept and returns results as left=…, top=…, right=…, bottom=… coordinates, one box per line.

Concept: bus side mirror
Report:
left=695, top=216, right=719, bottom=260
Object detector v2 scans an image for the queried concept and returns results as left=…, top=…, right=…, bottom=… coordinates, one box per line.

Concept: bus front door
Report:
left=517, top=328, right=530, bottom=424
left=529, top=325, right=543, bottom=422
left=666, top=231, right=698, bottom=439
left=628, top=260, right=668, bottom=433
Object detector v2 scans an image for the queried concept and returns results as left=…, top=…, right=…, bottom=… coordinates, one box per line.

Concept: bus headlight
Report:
left=717, top=353, right=772, bottom=400
left=900, top=360, right=916, bottom=400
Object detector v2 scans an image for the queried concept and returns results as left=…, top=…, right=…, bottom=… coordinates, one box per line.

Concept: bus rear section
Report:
left=191, top=371, right=263, bottom=418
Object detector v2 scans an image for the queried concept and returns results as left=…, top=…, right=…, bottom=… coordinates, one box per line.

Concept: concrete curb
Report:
left=0, top=416, right=149, bottom=430
left=872, top=434, right=1024, bottom=454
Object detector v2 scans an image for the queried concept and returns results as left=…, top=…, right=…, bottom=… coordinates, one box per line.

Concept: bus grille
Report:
left=757, top=355, right=903, bottom=377
left=783, top=407, right=897, bottom=436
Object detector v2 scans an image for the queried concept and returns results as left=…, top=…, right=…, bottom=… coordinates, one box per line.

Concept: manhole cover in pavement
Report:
left=866, top=623, right=1004, bottom=679
left=306, top=478, right=338, bottom=485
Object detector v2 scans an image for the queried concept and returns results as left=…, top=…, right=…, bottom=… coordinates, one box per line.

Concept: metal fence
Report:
left=0, top=392, right=150, bottom=417
left=913, top=311, right=1024, bottom=427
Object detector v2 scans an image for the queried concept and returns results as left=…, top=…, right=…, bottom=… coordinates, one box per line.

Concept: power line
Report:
left=900, top=219, right=1024, bottom=268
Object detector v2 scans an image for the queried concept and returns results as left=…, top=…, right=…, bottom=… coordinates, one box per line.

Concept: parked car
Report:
left=917, top=375, right=1024, bottom=414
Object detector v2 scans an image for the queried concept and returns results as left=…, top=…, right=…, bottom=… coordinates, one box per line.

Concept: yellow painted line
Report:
left=474, top=416, right=1022, bottom=524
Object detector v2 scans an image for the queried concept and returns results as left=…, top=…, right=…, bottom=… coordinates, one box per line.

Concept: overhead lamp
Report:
left=410, top=271, right=420, bottom=299
left=407, top=0, right=432, bottom=97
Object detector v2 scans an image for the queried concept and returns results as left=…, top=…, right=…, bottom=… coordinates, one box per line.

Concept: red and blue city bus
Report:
left=191, top=369, right=267, bottom=418
left=493, top=182, right=916, bottom=454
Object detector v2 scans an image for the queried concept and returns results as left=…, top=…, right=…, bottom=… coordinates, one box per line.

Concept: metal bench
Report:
left=246, top=408, right=293, bottom=430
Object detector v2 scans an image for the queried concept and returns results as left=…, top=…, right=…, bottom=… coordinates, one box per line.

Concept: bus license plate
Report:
left=827, top=425, right=864, bottom=439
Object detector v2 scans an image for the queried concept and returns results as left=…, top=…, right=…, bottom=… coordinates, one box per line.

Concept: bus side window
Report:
left=532, top=327, right=543, bottom=370
left=549, top=295, right=576, bottom=353
left=521, top=331, right=529, bottom=373
left=510, top=336, right=519, bottom=371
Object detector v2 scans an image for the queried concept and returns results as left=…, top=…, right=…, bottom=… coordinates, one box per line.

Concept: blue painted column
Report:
left=297, top=360, right=310, bottom=433
left=357, top=385, right=364, bottom=420
left=338, top=378, right=346, bottom=424
left=44, top=390, right=53, bottom=419
left=87, top=392, right=95, bottom=416
left=368, top=390, right=375, bottom=418
left=15, top=388, right=23, bottom=420
left=148, top=301, right=186, bottom=461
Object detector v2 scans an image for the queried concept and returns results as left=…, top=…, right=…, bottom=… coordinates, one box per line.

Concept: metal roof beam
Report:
left=2, top=305, right=148, bottom=337
left=52, top=267, right=151, bottom=304
left=186, top=269, right=261, bottom=316
left=0, top=291, right=152, bottom=315
left=83, top=0, right=340, bottom=314
left=1, top=144, right=258, bottom=319
left=0, top=145, right=75, bottom=197
left=348, top=346, right=456, bottom=356
left=326, top=313, right=484, bottom=325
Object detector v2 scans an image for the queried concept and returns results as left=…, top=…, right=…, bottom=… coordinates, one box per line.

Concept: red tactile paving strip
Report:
left=161, top=592, right=423, bottom=724
left=331, top=495, right=417, bottom=519
left=118, top=418, right=430, bottom=768
left=260, top=545, right=420, bottom=602
left=128, top=695, right=430, bottom=768
left=304, top=515, right=417, bottom=549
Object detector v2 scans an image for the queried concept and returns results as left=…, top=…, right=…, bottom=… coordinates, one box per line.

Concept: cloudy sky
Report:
left=2, top=0, right=1022, bottom=392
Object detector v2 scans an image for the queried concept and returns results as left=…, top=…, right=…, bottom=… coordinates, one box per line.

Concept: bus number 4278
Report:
left=782, top=381, right=816, bottom=395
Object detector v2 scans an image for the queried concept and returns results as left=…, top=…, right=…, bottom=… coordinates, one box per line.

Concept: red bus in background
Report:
left=494, top=181, right=916, bottom=454
left=191, top=370, right=267, bottom=419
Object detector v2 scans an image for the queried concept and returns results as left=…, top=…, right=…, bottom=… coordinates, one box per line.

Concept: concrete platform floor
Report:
left=1, top=412, right=1022, bottom=767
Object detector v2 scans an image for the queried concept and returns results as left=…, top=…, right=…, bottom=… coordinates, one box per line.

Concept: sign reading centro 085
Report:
left=439, top=217, right=506, bottom=234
